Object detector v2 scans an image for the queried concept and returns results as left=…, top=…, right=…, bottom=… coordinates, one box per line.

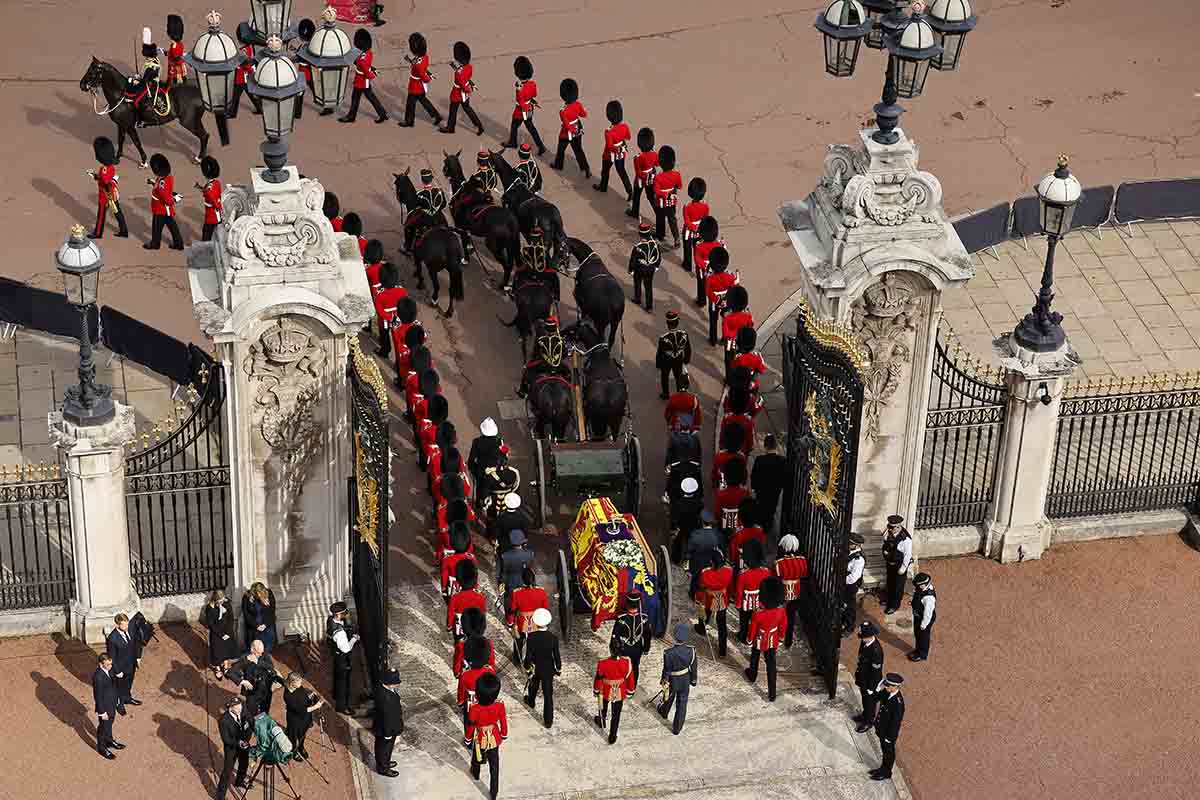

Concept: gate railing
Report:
left=1047, top=372, right=1200, bottom=519
left=0, top=464, right=73, bottom=610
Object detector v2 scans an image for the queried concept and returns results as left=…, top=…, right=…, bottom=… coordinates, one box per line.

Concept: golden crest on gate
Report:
left=804, top=389, right=843, bottom=515
left=354, top=430, right=381, bottom=557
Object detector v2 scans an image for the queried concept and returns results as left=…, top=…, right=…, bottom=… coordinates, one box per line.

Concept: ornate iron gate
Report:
left=782, top=302, right=865, bottom=699
left=915, top=330, right=1007, bottom=529
left=0, top=464, right=73, bottom=609
left=125, top=359, right=232, bottom=597
left=348, top=337, right=391, bottom=686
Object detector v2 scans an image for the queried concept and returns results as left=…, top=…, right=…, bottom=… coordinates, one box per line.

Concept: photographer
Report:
left=327, top=602, right=360, bottom=714
left=216, top=697, right=251, bottom=799
left=283, top=673, right=323, bottom=761
left=226, top=640, right=284, bottom=717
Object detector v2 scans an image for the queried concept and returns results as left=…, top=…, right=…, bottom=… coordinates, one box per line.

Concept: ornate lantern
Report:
left=861, top=0, right=906, bottom=50
left=183, top=10, right=244, bottom=145
left=926, top=0, right=977, bottom=71
left=297, top=7, right=358, bottom=111
left=1036, top=155, right=1082, bottom=238
left=247, top=35, right=305, bottom=182
left=53, top=225, right=114, bottom=425
left=886, top=5, right=941, bottom=99
left=248, top=0, right=296, bottom=43
left=814, top=0, right=873, bottom=78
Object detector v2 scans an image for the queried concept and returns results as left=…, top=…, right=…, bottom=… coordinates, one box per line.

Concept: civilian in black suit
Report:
left=106, top=613, right=142, bottom=710
left=91, top=653, right=124, bottom=759
left=521, top=608, right=561, bottom=728
left=750, top=435, right=787, bottom=537
left=373, top=669, right=404, bottom=777
left=216, top=697, right=250, bottom=799
left=283, top=673, right=323, bottom=760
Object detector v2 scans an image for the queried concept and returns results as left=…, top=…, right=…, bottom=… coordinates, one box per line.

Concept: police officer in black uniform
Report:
left=655, top=310, right=691, bottom=399
left=908, top=572, right=936, bottom=662
left=843, top=532, right=866, bottom=635
left=628, top=221, right=661, bottom=312
left=657, top=623, right=698, bottom=735
left=870, top=673, right=906, bottom=781
left=881, top=514, right=913, bottom=615
left=327, top=601, right=360, bottom=714
left=853, top=621, right=884, bottom=733
left=609, top=591, right=652, bottom=685
left=373, top=668, right=403, bottom=777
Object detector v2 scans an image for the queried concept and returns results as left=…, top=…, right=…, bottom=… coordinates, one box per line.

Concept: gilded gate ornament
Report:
left=804, top=388, right=843, bottom=516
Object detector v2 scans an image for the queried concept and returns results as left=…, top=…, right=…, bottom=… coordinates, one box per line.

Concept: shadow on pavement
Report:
left=154, top=711, right=217, bottom=795
left=31, top=670, right=96, bottom=749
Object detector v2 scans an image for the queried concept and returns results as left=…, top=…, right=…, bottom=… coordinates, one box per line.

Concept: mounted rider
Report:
left=515, top=144, right=543, bottom=195
left=127, top=27, right=166, bottom=118
left=517, top=317, right=570, bottom=399
left=516, top=226, right=559, bottom=299
left=403, top=168, right=449, bottom=254
left=470, top=150, right=499, bottom=196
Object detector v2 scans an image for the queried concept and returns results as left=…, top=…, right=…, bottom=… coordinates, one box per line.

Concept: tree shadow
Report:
left=153, top=711, right=217, bottom=795
left=31, top=670, right=95, bottom=749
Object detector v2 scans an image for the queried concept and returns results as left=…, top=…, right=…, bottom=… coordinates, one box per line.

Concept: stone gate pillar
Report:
left=187, top=164, right=373, bottom=640
left=779, top=128, right=975, bottom=555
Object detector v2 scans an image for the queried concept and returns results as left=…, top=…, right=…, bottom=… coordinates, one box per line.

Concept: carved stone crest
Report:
left=841, top=171, right=942, bottom=228
left=243, top=318, right=328, bottom=451
left=227, top=213, right=330, bottom=269
left=851, top=274, right=924, bottom=441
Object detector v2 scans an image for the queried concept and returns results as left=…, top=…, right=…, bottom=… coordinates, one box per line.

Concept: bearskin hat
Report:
left=297, top=18, right=316, bottom=42
left=475, top=672, right=501, bottom=705
left=513, top=55, right=533, bottom=81
left=341, top=212, right=363, bottom=237
left=463, top=635, right=490, bottom=668
left=323, top=191, right=340, bottom=220
left=687, top=177, right=707, bottom=201
left=657, top=145, right=677, bottom=172
left=200, top=156, right=220, bottom=180
left=397, top=297, right=419, bottom=325
left=408, top=32, right=427, bottom=56
left=380, top=261, right=401, bottom=289
left=522, top=565, right=537, bottom=587
left=727, top=366, right=752, bottom=393
left=720, top=422, right=746, bottom=453
left=728, top=387, right=751, bottom=415
left=419, top=368, right=440, bottom=397
left=364, top=238, right=384, bottom=264
left=404, top=323, right=426, bottom=349
left=736, top=326, right=757, bottom=353
left=455, top=557, right=478, bottom=590
left=353, top=28, right=372, bottom=52
left=436, top=420, right=458, bottom=447
left=605, top=100, right=623, bottom=125
left=722, top=457, right=747, bottom=487
left=446, top=499, right=469, bottom=525
left=453, top=41, right=471, bottom=65
left=236, top=21, right=255, bottom=46
left=442, top=473, right=466, bottom=501
left=725, top=285, right=749, bottom=313
left=450, top=520, right=471, bottom=553
left=427, top=394, right=449, bottom=424
left=167, top=14, right=184, bottom=42
left=709, top=546, right=727, bottom=567
left=559, top=78, right=579, bottom=104
left=460, top=606, right=486, bottom=638
left=738, top=496, right=757, bottom=526
left=698, top=216, right=719, bottom=242
left=410, top=347, right=431, bottom=375
left=759, top=575, right=785, bottom=609
left=142, top=27, right=158, bottom=58
left=636, top=127, right=655, bottom=152
left=442, top=447, right=463, bottom=474
left=741, top=537, right=764, bottom=568
left=149, top=153, right=171, bottom=177
left=93, top=136, right=116, bottom=167
left=708, top=246, right=729, bottom=272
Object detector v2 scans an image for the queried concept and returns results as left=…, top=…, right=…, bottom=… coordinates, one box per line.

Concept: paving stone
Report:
left=1160, top=248, right=1199, bottom=269
left=1103, top=255, right=1148, bottom=281
left=1062, top=235, right=1095, bottom=255
left=1091, top=235, right=1134, bottom=257
left=1137, top=257, right=1173, bottom=278
left=16, top=364, right=52, bottom=389
left=1135, top=304, right=1181, bottom=328
left=978, top=303, right=1015, bottom=325
left=986, top=256, right=1025, bottom=283
left=942, top=309, right=988, bottom=334
left=1141, top=353, right=1173, bottom=372
left=1174, top=271, right=1200, bottom=293
left=995, top=279, right=1033, bottom=307
left=19, top=418, right=49, bottom=445
left=1174, top=308, right=1200, bottom=331
left=1080, top=358, right=1113, bottom=377
left=1145, top=228, right=1184, bottom=249
left=1068, top=331, right=1100, bottom=358
left=18, top=387, right=54, bottom=421
left=965, top=267, right=997, bottom=289
left=1096, top=342, right=1136, bottom=364
left=1107, top=360, right=1150, bottom=376
left=1093, top=283, right=1126, bottom=302
left=1125, top=237, right=1162, bottom=258
left=1070, top=252, right=1105, bottom=269
left=21, top=445, right=57, bottom=466
left=1168, top=220, right=1200, bottom=235
left=0, top=444, right=20, bottom=464
left=1072, top=297, right=1108, bottom=318
left=122, top=361, right=171, bottom=391
left=1149, top=326, right=1197, bottom=351
left=0, top=419, right=17, bottom=445
left=1164, top=349, right=1200, bottom=370
left=1117, top=279, right=1163, bottom=306
left=1178, top=235, right=1200, bottom=257
left=1152, top=275, right=1189, bottom=297
left=941, top=287, right=975, bottom=310
left=1101, top=301, right=1140, bottom=321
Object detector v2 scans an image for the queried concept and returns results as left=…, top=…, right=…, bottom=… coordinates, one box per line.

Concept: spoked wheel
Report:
left=556, top=549, right=572, bottom=643
left=531, top=438, right=548, bottom=530
left=622, top=434, right=643, bottom=516
left=657, top=544, right=673, bottom=638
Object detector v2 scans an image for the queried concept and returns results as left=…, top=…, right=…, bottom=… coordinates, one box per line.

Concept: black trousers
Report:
left=216, top=745, right=248, bottom=798
left=619, top=647, right=644, bottom=687
left=526, top=671, right=554, bottom=726
left=660, top=363, right=686, bottom=397
left=914, top=621, right=933, bottom=658
left=507, top=118, right=546, bottom=153
left=857, top=685, right=878, bottom=723
left=596, top=158, right=632, bottom=195
left=116, top=668, right=136, bottom=702
left=878, top=738, right=897, bottom=777
left=404, top=93, right=441, bottom=125
left=885, top=565, right=907, bottom=611
left=631, top=270, right=654, bottom=310
left=783, top=598, right=801, bottom=648
left=708, top=302, right=720, bottom=345
left=747, top=647, right=778, bottom=699
left=842, top=584, right=859, bottom=632
left=738, top=607, right=753, bottom=644
left=96, top=714, right=115, bottom=751
left=695, top=270, right=707, bottom=306
left=333, top=659, right=352, bottom=711
left=552, top=137, right=591, bottom=175
left=344, top=87, right=387, bottom=121
left=445, top=100, right=483, bottom=132
left=375, top=733, right=396, bottom=773
left=630, top=181, right=647, bottom=217
left=759, top=491, right=781, bottom=535
left=659, top=684, right=689, bottom=734
left=377, top=317, right=392, bottom=356
left=682, top=235, right=695, bottom=271
left=286, top=717, right=312, bottom=755
left=148, top=214, right=182, bottom=249
left=654, top=204, right=680, bottom=243
left=470, top=746, right=500, bottom=799
left=202, top=222, right=217, bottom=241
left=228, top=83, right=261, bottom=117
left=599, top=697, right=623, bottom=742
left=697, top=608, right=728, bottom=657
left=93, top=201, right=128, bottom=238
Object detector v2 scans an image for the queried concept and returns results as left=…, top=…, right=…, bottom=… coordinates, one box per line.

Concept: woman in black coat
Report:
left=201, top=589, right=239, bottom=677
left=242, top=582, right=278, bottom=653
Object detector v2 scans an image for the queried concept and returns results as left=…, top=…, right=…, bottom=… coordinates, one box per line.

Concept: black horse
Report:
left=566, top=319, right=628, bottom=442
left=499, top=276, right=554, bottom=360
left=80, top=57, right=209, bottom=167
left=527, top=374, right=574, bottom=441
left=441, top=152, right=522, bottom=287
left=566, top=238, right=626, bottom=351
left=488, top=151, right=567, bottom=264
left=393, top=170, right=470, bottom=318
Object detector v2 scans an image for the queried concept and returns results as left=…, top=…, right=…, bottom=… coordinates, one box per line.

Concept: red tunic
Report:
left=724, top=391, right=764, bottom=418
left=435, top=502, right=478, bottom=546
left=652, top=169, right=682, bottom=208
left=693, top=239, right=724, bottom=277
left=593, top=656, right=636, bottom=701
left=357, top=236, right=369, bottom=259
left=715, top=485, right=750, bottom=526
left=720, top=413, right=755, bottom=453
left=729, top=526, right=765, bottom=566
left=235, top=45, right=255, bottom=86
left=731, top=351, right=767, bottom=378
left=201, top=179, right=222, bottom=225
left=773, top=554, right=809, bottom=601
left=352, top=50, right=376, bottom=90
left=694, top=565, right=733, bottom=611
left=433, top=471, right=472, bottom=505
left=711, top=450, right=747, bottom=488
left=734, top=566, right=770, bottom=612
left=167, top=40, right=186, bottom=83
left=403, top=371, right=421, bottom=409
left=722, top=310, right=755, bottom=344
left=512, top=79, right=537, bottom=120
left=682, top=201, right=709, bottom=238
left=506, top=586, right=550, bottom=630
left=330, top=215, right=344, bottom=232
left=456, top=664, right=496, bottom=706
left=465, top=701, right=507, bottom=749
left=450, top=63, right=473, bottom=103
left=453, top=637, right=496, bottom=678
left=705, top=271, right=738, bottom=307
left=408, top=54, right=432, bottom=95
left=298, top=61, right=312, bottom=83
left=448, top=589, right=487, bottom=633
left=633, top=151, right=658, bottom=188
left=748, top=606, right=788, bottom=651
left=558, top=101, right=587, bottom=141
left=94, top=165, right=119, bottom=209
left=365, top=262, right=382, bottom=294
left=601, top=122, right=631, bottom=162
left=150, top=175, right=176, bottom=217
left=374, top=286, right=409, bottom=325
left=441, top=551, right=476, bottom=593
left=664, top=392, right=702, bottom=431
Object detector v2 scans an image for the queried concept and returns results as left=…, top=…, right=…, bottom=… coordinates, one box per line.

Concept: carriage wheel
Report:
left=622, top=435, right=643, bottom=516
left=556, top=549, right=572, bottom=643
left=656, top=544, right=673, bottom=638
left=531, top=438, right=548, bottom=530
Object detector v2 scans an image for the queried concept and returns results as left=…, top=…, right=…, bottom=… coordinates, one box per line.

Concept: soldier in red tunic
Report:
left=165, top=15, right=186, bottom=86
left=721, top=286, right=754, bottom=371
left=694, top=548, right=733, bottom=657
left=144, top=153, right=182, bottom=250
left=731, top=327, right=767, bottom=389
left=399, top=33, right=442, bottom=128
left=746, top=576, right=787, bottom=701
left=681, top=178, right=709, bottom=273
left=341, top=212, right=368, bottom=259
left=323, top=192, right=343, bottom=231
left=550, top=78, right=590, bottom=178
left=692, top=216, right=723, bottom=307
left=652, top=145, right=682, bottom=248
left=728, top=498, right=765, bottom=568
left=441, top=525, right=476, bottom=599
left=87, top=137, right=128, bottom=239
left=452, top=608, right=494, bottom=678
left=626, top=127, right=657, bottom=220
left=373, top=263, right=409, bottom=357
left=704, top=247, right=737, bottom=346
left=720, top=390, right=756, bottom=454
left=506, top=56, right=546, bottom=155
left=433, top=450, right=472, bottom=505
left=733, top=539, right=770, bottom=645
left=229, top=23, right=261, bottom=118
left=593, top=639, right=636, bottom=744
left=196, top=156, right=222, bottom=241
left=715, top=460, right=751, bottom=534
left=457, top=635, right=497, bottom=727
left=418, top=393, right=448, bottom=469
left=711, top=424, right=747, bottom=489
left=593, top=101, right=632, bottom=196
left=773, top=534, right=808, bottom=648
left=441, top=41, right=484, bottom=135
left=340, top=29, right=388, bottom=123
left=465, top=672, right=507, bottom=800
left=448, top=560, right=487, bottom=641
left=507, top=566, right=550, bottom=663
left=664, top=386, right=702, bottom=432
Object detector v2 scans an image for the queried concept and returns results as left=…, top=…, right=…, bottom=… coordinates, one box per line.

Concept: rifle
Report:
left=596, top=693, right=607, bottom=728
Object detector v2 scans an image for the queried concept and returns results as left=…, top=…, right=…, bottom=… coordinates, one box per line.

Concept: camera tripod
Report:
left=236, top=758, right=301, bottom=800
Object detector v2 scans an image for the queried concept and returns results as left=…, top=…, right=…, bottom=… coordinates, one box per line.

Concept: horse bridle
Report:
left=84, top=63, right=125, bottom=115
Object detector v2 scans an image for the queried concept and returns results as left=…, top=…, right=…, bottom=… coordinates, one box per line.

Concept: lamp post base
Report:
left=260, top=137, right=290, bottom=184
left=872, top=100, right=904, bottom=145
left=62, top=384, right=116, bottom=427
left=1011, top=315, right=1067, bottom=354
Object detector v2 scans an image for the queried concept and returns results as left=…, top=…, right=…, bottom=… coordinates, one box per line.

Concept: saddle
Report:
left=533, top=373, right=570, bottom=390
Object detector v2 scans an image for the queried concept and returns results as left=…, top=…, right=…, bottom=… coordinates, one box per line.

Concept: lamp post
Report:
left=54, top=225, right=114, bottom=426
left=297, top=6, right=359, bottom=115
left=815, top=0, right=977, bottom=144
left=1012, top=156, right=1082, bottom=353
left=184, top=10, right=245, bottom=147
left=246, top=35, right=305, bottom=183
left=247, top=0, right=298, bottom=45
